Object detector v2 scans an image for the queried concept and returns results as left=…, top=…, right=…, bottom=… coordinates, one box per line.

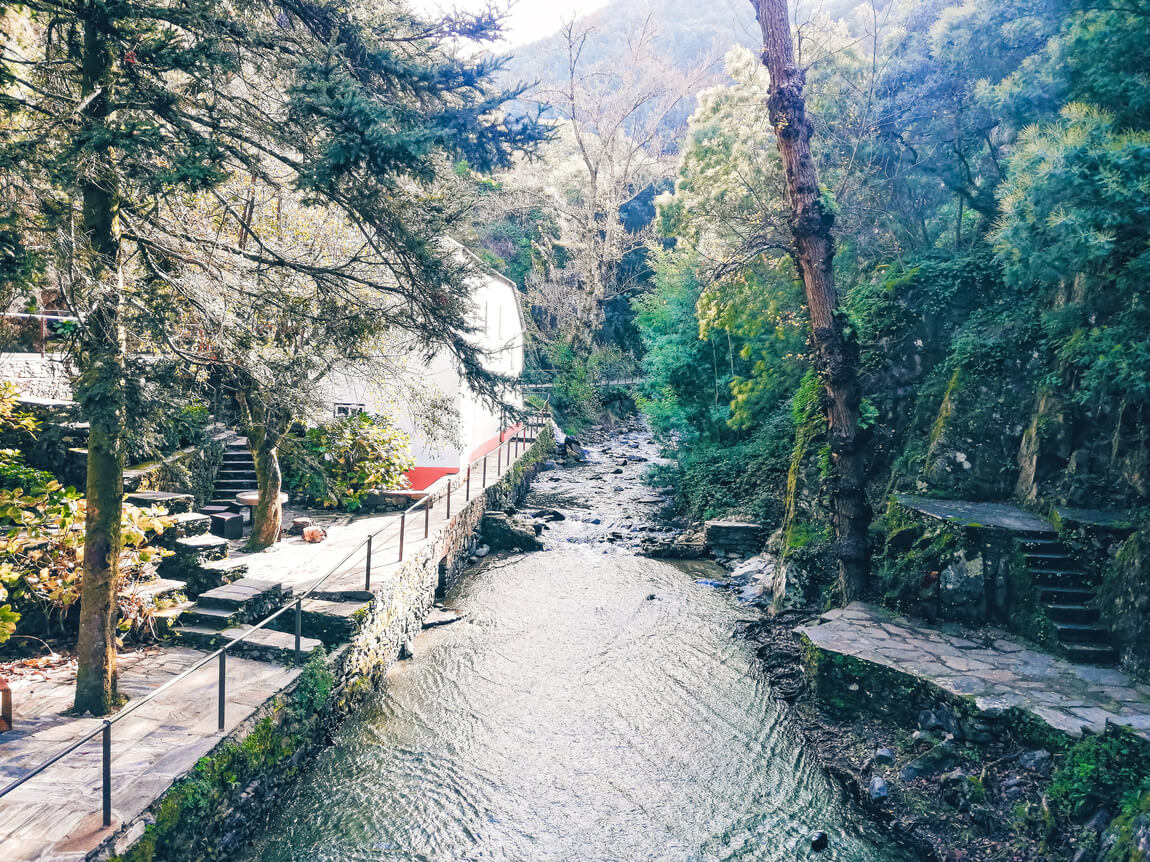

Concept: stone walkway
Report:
left=798, top=602, right=1150, bottom=740
left=0, top=648, right=299, bottom=861
left=0, top=440, right=538, bottom=861
left=894, top=494, right=1055, bottom=532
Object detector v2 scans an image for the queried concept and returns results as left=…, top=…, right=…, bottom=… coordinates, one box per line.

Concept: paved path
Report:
left=894, top=494, right=1055, bottom=532
left=0, top=437, right=539, bottom=861
left=798, top=603, right=1150, bottom=740
left=0, top=648, right=299, bottom=861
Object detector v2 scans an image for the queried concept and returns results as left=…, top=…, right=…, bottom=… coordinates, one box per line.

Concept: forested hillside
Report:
left=469, top=0, right=1150, bottom=606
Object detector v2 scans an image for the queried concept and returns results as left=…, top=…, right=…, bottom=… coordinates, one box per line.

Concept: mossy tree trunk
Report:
left=751, top=0, right=871, bottom=601
left=74, top=1, right=126, bottom=716
left=234, top=380, right=285, bottom=550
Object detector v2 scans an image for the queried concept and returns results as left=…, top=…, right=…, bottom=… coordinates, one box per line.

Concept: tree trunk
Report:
left=250, top=441, right=283, bottom=549
left=751, top=0, right=870, bottom=601
left=233, top=380, right=283, bottom=549
left=74, top=2, right=125, bottom=716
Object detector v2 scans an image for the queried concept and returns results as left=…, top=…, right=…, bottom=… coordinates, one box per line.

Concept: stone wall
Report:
left=0, top=352, right=74, bottom=401
left=1099, top=526, right=1150, bottom=681
left=704, top=520, right=763, bottom=561
left=123, top=427, right=234, bottom=508
left=103, top=424, right=554, bottom=862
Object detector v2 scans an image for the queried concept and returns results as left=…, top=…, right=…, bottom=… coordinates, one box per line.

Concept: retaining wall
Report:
left=104, top=425, right=554, bottom=862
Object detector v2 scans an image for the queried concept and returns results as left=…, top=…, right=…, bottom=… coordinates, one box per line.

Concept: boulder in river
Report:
left=481, top=512, right=543, bottom=551
left=533, top=508, right=566, bottom=522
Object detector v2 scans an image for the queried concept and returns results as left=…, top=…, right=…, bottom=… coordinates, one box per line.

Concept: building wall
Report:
left=323, top=260, right=525, bottom=490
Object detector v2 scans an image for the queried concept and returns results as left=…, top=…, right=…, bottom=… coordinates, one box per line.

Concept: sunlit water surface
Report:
left=239, top=455, right=909, bottom=862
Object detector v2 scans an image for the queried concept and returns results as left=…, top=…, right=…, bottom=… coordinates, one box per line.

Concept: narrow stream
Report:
left=239, top=424, right=909, bottom=862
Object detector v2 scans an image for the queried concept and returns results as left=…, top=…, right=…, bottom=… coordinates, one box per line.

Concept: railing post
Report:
left=446, top=480, right=452, bottom=520
left=364, top=535, right=373, bottom=591
left=398, top=512, right=406, bottom=562
left=465, top=465, right=471, bottom=501
left=424, top=496, right=430, bottom=538
left=497, top=443, right=502, bottom=476
left=294, top=598, right=302, bottom=664
left=102, top=720, right=112, bottom=828
left=217, top=651, right=226, bottom=731
left=482, top=456, right=487, bottom=488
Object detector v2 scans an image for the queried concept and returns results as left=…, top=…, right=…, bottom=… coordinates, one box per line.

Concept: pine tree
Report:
left=0, top=0, right=542, bottom=714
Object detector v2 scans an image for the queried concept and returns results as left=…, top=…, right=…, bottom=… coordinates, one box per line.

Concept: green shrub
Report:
left=1048, top=726, right=1150, bottom=820
left=283, top=413, right=414, bottom=510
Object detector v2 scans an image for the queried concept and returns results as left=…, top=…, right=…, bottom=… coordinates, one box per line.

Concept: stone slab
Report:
left=894, top=494, right=1054, bottom=533
left=797, top=602, right=1150, bottom=742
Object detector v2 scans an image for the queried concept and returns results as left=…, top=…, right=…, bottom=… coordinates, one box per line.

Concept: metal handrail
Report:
left=0, top=411, right=549, bottom=829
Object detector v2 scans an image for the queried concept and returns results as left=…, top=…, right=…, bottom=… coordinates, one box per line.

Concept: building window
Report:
left=333, top=402, right=365, bottom=417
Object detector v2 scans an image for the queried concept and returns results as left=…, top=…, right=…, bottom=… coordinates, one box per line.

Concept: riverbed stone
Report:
left=1017, top=748, right=1052, bottom=774
left=481, top=512, right=543, bottom=551
left=868, top=775, right=890, bottom=802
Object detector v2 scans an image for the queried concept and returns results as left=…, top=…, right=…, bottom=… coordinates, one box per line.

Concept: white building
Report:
left=324, top=244, right=525, bottom=491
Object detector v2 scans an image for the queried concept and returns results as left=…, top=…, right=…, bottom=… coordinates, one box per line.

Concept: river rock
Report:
left=810, top=830, right=828, bottom=852
left=481, top=512, right=543, bottom=551
left=873, top=747, right=895, bottom=766
left=475, top=545, right=490, bottom=558
left=868, top=775, right=890, bottom=802
left=302, top=525, right=327, bottom=543
left=533, top=508, right=566, bottom=522
left=564, top=438, right=586, bottom=460
left=1017, top=748, right=1052, bottom=774
left=899, top=739, right=958, bottom=780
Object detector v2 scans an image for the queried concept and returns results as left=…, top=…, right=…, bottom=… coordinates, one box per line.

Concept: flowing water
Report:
left=239, top=425, right=910, bottom=862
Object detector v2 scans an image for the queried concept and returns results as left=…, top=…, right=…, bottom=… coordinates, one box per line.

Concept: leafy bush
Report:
left=1048, top=727, right=1150, bottom=820
left=670, top=406, right=795, bottom=526
left=283, top=413, right=414, bottom=511
left=0, top=448, right=54, bottom=491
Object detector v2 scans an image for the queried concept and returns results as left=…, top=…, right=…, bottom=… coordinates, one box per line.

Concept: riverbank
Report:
left=0, top=425, right=554, bottom=862
left=743, top=606, right=1150, bottom=862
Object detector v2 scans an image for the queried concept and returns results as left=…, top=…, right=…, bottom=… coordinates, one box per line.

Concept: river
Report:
left=238, top=422, right=909, bottom=861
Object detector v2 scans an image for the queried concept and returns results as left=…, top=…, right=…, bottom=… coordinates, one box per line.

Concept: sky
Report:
left=408, top=0, right=613, bottom=47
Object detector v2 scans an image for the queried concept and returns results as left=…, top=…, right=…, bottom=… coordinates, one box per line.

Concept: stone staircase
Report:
left=209, top=438, right=258, bottom=509
left=1016, top=532, right=1118, bottom=665
left=128, top=490, right=359, bottom=664
left=173, top=577, right=324, bottom=661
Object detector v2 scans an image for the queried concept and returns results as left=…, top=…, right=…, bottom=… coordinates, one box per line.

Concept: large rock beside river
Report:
left=481, top=512, right=543, bottom=551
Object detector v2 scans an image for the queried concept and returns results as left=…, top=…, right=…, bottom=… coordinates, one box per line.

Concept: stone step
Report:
left=222, top=451, right=255, bottom=462
left=124, top=490, right=196, bottom=515
left=1065, top=643, right=1119, bottom=665
left=1015, top=536, right=1062, bottom=551
left=182, top=557, right=249, bottom=596
left=1028, top=561, right=1085, bottom=575
left=1053, top=621, right=1110, bottom=644
left=214, top=480, right=258, bottom=492
left=198, top=577, right=291, bottom=618
left=155, top=600, right=195, bottom=635
left=181, top=605, right=237, bottom=629
left=1024, top=551, right=1076, bottom=562
left=268, top=597, right=365, bottom=646
left=154, top=512, right=213, bottom=549
left=173, top=534, right=229, bottom=563
left=1043, top=603, right=1100, bottom=624
left=1037, top=584, right=1096, bottom=604
left=119, top=577, right=187, bottom=603
left=175, top=623, right=323, bottom=663
left=1032, top=571, right=1092, bottom=588
left=216, top=469, right=257, bottom=480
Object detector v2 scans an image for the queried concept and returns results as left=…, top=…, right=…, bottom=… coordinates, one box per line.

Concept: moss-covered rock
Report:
left=1099, top=524, right=1150, bottom=681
